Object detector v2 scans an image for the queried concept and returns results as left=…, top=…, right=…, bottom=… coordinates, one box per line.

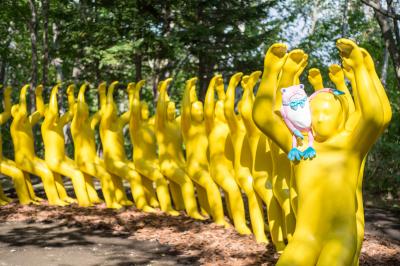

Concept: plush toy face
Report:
left=281, top=84, right=311, bottom=130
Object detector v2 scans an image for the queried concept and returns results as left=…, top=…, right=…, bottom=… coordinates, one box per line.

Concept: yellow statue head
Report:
left=310, top=92, right=348, bottom=141
left=167, top=101, right=176, bottom=121
left=140, top=101, right=150, bottom=121
left=191, top=101, right=204, bottom=122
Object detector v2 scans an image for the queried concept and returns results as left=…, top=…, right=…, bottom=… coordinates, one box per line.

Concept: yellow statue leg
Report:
left=253, top=174, right=286, bottom=250
left=135, top=160, right=179, bottom=216
left=53, top=173, right=77, bottom=204
left=0, top=182, right=12, bottom=203
left=18, top=158, right=68, bottom=206
left=211, top=165, right=251, bottom=235
left=271, top=145, right=296, bottom=241
left=24, top=172, right=43, bottom=202
left=48, top=158, right=92, bottom=207
left=237, top=168, right=268, bottom=243
left=80, top=162, right=122, bottom=209
left=195, top=184, right=211, bottom=217
left=193, top=170, right=229, bottom=226
left=83, top=173, right=102, bottom=204
left=106, top=160, right=154, bottom=212
left=141, top=176, right=160, bottom=208
left=161, top=162, right=204, bottom=220
left=0, top=158, right=37, bottom=205
left=169, top=182, right=185, bottom=211
left=109, top=173, right=134, bottom=207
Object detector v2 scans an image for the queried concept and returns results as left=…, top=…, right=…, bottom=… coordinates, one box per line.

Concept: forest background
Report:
left=0, top=0, right=399, bottom=206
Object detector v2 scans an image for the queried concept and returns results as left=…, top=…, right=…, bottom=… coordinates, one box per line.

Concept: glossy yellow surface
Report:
left=253, top=39, right=391, bottom=265
left=41, top=84, right=92, bottom=207
left=100, top=81, right=153, bottom=212
left=129, top=80, right=179, bottom=216
left=240, top=71, right=286, bottom=250
left=0, top=85, right=38, bottom=205
left=70, top=83, right=122, bottom=208
left=10, top=85, right=68, bottom=206
left=155, top=78, right=204, bottom=220
left=181, top=77, right=228, bottom=226
left=204, top=75, right=251, bottom=235
left=224, top=72, right=267, bottom=243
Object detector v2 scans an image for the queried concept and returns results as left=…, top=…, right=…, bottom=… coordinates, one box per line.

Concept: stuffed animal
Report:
left=280, top=84, right=344, bottom=161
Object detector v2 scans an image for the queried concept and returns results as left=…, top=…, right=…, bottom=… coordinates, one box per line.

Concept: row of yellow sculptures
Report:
left=0, top=39, right=391, bottom=265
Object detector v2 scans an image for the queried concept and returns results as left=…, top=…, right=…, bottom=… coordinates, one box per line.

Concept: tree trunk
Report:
left=342, top=0, right=349, bottom=36
left=0, top=60, right=5, bottom=85
left=42, top=0, right=50, bottom=86
left=362, top=0, right=400, bottom=88
left=52, top=23, right=63, bottom=82
left=374, top=10, right=400, bottom=87
left=28, top=0, right=39, bottom=110
left=134, top=53, right=142, bottom=81
left=381, top=47, right=389, bottom=87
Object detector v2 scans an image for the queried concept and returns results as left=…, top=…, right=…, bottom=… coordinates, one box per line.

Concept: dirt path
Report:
left=0, top=202, right=398, bottom=266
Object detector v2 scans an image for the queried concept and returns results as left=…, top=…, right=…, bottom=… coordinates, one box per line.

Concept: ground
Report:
left=0, top=179, right=399, bottom=265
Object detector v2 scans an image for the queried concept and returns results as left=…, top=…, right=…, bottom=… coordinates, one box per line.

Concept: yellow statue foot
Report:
left=165, top=208, right=180, bottom=216
left=275, top=242, right=286, bottom=253
left=108, top=202, right=124, bottom=209
left=235, top=225, right=252, bottom=235
left=188, top=212, right=206, bottom=220
left=1, top=196, right=13, bottom=203
left=141, top=205, right=156, bottom=213
left=34, top=196, right=44, bottom=202
left=0, top=199, right=8, bottom=206
left=62, top=196, right=77, bottom=204
left=215, top=219, right=231, bottom=229
left=90, top=198, right=104, bottom=204
left=148, top=198, right=160, bottom=208
left=120, top=199, right=134, bottom=206
left=49, top=199, right=70, bottom=206
left=20, top=199, right=40, bottom=205
left=255, top=235, right=269, bottom=244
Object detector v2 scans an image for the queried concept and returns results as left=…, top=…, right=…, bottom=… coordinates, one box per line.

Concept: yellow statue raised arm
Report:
left=70, top=83, right=121, bottom=208
left=129, top=80, right=179, bottom=216
left=0, top=85, right=37, bottom=205
left=181, top=77, right=228, bottom=226
left=41, top=84, right=92, bottom=207
left=155, top=78, right=204, bottom=220
left=204, top=75, right=251, bottom=235
left=240, top=71, right=286, bottom=250
left=224, top=72, right=267, bottom=243
left=10, top=85, right=67, bottom=206
left=99, top=81, right=154, bottom=212
left=253, top=40, right=391, bottom=265
left=275, top=49, right=309, bottom=241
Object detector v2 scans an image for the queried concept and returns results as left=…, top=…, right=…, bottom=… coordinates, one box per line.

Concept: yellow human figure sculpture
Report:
left=273, top=49, right=308, bottom=240
left=128, top=80, right=179, bottom=215
left=0, top=85, right=38, bottom=205
left=240, top=72, right=286, bottom=250
left=181, top=77, right=228, bottom=226
left=10, top=85, right=69, bottom=206
left=155, top=78, right=204, bottom=220
left=253, top=40, right=391, bottom=265
left=204, top=75, right=251, bottom=235
left=339, top=50, right=391, bottom=265
left=223, top=73, right=267, bottom=243
left=99, top=81, right=154, bottom=212
left=41, top=84, right=93, bottom=207
left=70, top=83, right=122, bottom=209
